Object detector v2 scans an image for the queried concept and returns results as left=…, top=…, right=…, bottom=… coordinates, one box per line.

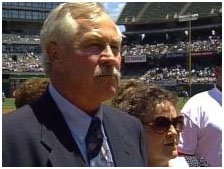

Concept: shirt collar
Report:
left=48, top=83, right=103, bottom=143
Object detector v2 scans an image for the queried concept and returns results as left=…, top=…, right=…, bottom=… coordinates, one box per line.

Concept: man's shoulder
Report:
left=188, top=87, right=221, bottom=104
left=190, top=90, right=209, bottom=101
left=102, top=105, right=140, bottom=124
left=3, top=105, right=34, bottom=122
left=3, top=105, right=40, bottom=135
left=181, top=88, right=220, bottom=120
left=182, top=90, right=209, bottom=108
left=102, top=105, right=143, bottom=140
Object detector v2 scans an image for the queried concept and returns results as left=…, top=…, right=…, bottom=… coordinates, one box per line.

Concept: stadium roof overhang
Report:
left=123, top=23, right=222, bottom=35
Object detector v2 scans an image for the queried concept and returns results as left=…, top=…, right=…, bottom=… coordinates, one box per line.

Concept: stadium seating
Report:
left=139, top=2, right=186, bottom=22
left=122, top=36, right=222, bottom=57
left=3, top=34, right=41, bottom=54
left=139, top=66, right=216, bottom=85
left=117, top=2, right=146, bottom=23
left=3, top=34, right=40, bottom=44
left=183, top=2, right=222, bottom=17
left=117, top=2, right=222, bottom=24
left=2, top=53, right=43, bottom=72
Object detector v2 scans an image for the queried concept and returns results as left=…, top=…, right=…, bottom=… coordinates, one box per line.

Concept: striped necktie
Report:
left=85, top=116, right=103, bottom=164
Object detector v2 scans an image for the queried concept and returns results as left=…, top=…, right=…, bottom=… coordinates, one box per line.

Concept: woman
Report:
left=112, top=80, right=209, bottom=167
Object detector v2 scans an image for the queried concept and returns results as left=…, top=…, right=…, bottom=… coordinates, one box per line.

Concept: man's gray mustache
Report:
left=94, top=65, right=121, bottom=83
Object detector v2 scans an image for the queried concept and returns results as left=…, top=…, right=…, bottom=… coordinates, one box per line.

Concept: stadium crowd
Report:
left=139, top=65, right=216, bottom=84
left=2, top=53, right=43, bottom=72
left=3, top=34, right=40, bottom=43
left=122, top=36, right=221, bottom=57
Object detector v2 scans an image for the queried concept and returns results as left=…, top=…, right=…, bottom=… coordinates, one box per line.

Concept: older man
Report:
left=3, top=3, right=147, bottom=167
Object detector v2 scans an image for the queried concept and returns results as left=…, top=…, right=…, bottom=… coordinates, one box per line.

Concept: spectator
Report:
left=3, top=2, right=147, bottom=167
left=112, top=80, right=210, bottom=167
left=179, top=90, right=189, bottom=100
left=2, top=91, right=6, bottom=103
left=178, top=52, right=222, bottom=167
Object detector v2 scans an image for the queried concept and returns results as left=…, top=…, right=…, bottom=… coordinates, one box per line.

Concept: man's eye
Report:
left=111, top=46, right=120, bottom=55
left=85, top=44, right=102, bottom=53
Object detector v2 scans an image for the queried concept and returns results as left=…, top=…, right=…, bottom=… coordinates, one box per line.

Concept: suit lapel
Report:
left=31, top=89, right=86, bottom=166
left=41, top=123, right=86, bottom=166
left=102, top=106, right=131, bottom=167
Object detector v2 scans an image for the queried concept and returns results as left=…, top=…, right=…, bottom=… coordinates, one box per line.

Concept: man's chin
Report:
left=100, top=84, right=117, bottom=101
left=94, top=76, right=119, bottom=98
left=96, top=75, right=119, bottom=85
left=105, top=84, right=117, bottom=96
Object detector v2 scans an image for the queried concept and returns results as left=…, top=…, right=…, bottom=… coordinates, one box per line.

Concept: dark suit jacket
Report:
left=3, top=90, right=147, bottom=167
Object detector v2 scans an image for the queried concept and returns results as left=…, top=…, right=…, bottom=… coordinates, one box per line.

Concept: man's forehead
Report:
left=77, top=17, right=116, bottom=31
left=77, top=18, right=121, bottom=43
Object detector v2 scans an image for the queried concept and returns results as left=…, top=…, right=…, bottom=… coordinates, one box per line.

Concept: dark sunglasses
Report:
left=144, top=116, right=184, bottom=134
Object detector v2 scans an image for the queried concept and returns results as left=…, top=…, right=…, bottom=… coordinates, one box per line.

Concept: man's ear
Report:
left=46, top=42, right=60, bottom=63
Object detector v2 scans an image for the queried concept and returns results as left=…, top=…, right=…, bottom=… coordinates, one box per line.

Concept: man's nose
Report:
left=99, top=45, right=120, bottom=68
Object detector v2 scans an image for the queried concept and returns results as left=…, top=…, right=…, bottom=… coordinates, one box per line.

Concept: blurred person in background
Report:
left=14, top=78, right=49, bottom=108
left=2, top=91, right=6, bottom=103
left=3, top=2, right=147, bottom=167
left=178, top=52, right=222, bottom=167
left=112, top=80, right=210, bottom=167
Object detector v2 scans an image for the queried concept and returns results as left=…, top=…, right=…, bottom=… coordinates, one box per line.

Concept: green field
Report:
left=2, top=97, right=187, bottom=114
left=2, top=98, right=16, bottom=114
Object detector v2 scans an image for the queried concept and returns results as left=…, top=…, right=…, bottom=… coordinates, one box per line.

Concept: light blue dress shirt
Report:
left=48, top=83, right=114, bottom=166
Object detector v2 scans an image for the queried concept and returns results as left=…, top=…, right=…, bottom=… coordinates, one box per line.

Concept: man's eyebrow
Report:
left=79, top=32, right=121, bottom=47
left=80, top=32, right=104, bottom=43
left=110, top=39, right=121, bottom=45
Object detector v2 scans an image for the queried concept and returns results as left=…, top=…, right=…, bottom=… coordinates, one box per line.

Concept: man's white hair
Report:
left=40, top=2, right=114, bottom=76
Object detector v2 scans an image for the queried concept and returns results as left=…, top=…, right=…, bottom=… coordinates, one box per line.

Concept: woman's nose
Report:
left=167, top=124, right=178, bottom=136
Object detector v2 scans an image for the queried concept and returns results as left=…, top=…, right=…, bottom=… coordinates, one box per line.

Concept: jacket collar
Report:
left=31, top=88, right=86, bottom=166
